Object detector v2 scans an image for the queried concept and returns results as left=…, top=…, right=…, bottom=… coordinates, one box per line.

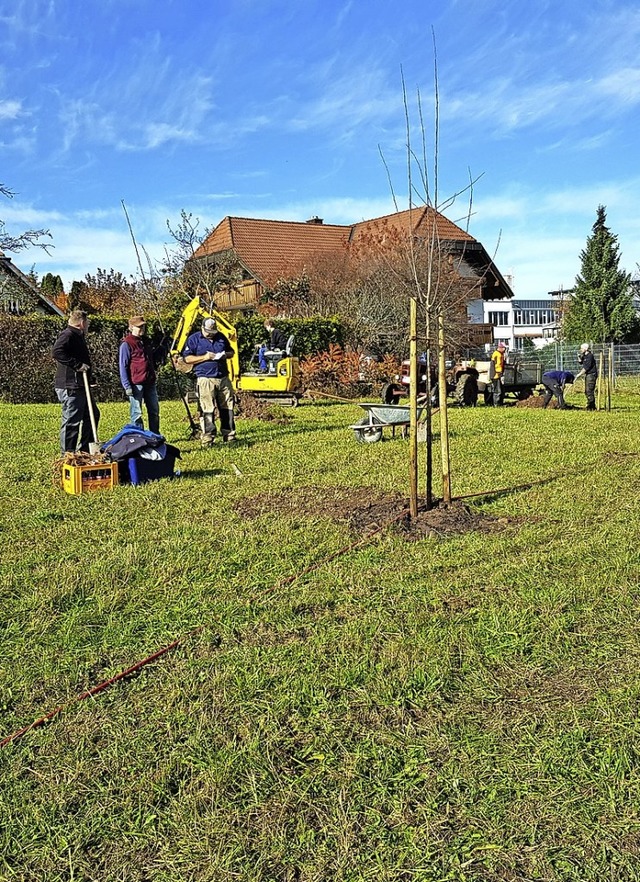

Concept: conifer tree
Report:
left=564, top=205, right=635, bottom=343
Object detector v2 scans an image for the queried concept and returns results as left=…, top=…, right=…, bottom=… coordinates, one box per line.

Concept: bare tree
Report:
left=1, top=184, right=52, bottom=254
left=160, top=210, right=244, bottom=311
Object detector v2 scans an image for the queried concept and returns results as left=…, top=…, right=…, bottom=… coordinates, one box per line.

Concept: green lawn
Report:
left=1, top=390, right=640, bottom=881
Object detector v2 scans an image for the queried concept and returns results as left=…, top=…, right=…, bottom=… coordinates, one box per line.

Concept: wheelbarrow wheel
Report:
left=353, top=417, right=383, bottom=443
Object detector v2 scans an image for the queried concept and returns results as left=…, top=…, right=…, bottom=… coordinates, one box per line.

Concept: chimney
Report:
left=305, top=216, right=323, bottom=225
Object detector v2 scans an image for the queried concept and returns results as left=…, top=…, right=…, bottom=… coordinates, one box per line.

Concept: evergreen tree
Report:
left=564, top=205, right=635, bottom=343
left=41, top=272, right=63, bottom=299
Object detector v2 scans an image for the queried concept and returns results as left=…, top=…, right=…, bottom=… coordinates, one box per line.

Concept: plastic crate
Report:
left=62, top=461, right=119, bottom=495
left=124, top=451, right=177, bottom=485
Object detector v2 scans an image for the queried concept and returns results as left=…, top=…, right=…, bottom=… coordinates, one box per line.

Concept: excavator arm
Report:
left=169, top=295, right=241, bottom=387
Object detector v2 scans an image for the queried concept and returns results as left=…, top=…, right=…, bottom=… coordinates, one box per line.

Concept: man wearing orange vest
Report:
left=490, top=342, right=507, bottom=406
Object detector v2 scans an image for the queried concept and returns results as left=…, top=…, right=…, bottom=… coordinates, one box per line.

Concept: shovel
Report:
left=81, top=369, right=101, bottom=455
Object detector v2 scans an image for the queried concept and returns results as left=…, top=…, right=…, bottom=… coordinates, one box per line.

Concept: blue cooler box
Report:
left=125, top=449, right=178, bottom=485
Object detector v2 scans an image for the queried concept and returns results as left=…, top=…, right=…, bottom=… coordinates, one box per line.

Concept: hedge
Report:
left=0, top=313, right=346, bottom=404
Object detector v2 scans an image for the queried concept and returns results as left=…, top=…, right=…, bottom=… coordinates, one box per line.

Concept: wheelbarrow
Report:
left=350, top=403, right=426, bottom=443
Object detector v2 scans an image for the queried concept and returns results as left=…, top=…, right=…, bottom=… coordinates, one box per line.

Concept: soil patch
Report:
left=515, top=395, right=578, bottom=409
left=235, top=393, right=293, bottom=422
left=516, top=394, right=551, bottom=408
left=236, top=486, right=512, bottom=540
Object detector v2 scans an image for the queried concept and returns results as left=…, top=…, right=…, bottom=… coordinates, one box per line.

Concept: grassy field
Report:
left=2, top=387, right=640, bottom=881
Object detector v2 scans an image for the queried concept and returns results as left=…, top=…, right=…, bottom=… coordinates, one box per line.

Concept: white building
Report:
left=483, top=296, right=563, bottom=351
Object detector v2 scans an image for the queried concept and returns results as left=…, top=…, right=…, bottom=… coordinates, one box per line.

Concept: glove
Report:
left=78, top=363, right=90, bottom=372
left=124, top=387, right=133, bottom=397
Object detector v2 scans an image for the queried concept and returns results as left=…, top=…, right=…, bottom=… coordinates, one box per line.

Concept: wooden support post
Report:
left=438, top=313, right=452, bottom=504
left=409, top=295, right=418, bottom=518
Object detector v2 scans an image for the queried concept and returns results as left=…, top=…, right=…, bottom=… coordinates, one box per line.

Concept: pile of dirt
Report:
left=515, top=395, right=577, bottom=409
left=235, top=393, right=292, bottom=422
left=237, top=486, right=511, bottom=540
left=515, top=395, right=580, bottom=410
left=516, top=394, right=548, bottom=408
left=395, top=500, right=510, bottom=540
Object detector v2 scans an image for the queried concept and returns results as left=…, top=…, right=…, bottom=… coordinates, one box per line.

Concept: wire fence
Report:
left=464, top=342, right=640, bottom=386
left=526, top=342, right=640, bottom=380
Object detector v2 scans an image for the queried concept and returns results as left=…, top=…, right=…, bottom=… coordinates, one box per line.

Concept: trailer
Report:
left=476, top=360, right=542, bottom=404
left=381, top=357, right=542, bottom=407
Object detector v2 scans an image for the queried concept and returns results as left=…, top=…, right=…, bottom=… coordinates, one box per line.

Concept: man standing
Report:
left=52, top=309, right=100, bottom=454
left=541, top=369, right=575, bottom=409
left=182, top=317, right=236, bottom=446
left=119, top=315, right=161, bottom=434
left=575, top=342, right=598, bottom=411
left=490, top=342, right=507, bottom=406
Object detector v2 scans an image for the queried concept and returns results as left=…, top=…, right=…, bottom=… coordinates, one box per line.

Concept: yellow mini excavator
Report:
left=170, top=295, right=302, bottom=408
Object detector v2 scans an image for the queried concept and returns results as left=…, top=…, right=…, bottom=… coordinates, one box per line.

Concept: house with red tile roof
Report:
left=0, top=250, right=65, bottom=316
left=193, top=207, right=513, bottom=321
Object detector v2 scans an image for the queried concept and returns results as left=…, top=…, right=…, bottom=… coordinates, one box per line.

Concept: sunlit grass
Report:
left=2, top=387, right=640, bottom=880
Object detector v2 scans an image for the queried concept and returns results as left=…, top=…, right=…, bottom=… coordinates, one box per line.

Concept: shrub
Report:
left=0, top=313, right=348, bottom=403
left=299, top=346, right=402, bottom=398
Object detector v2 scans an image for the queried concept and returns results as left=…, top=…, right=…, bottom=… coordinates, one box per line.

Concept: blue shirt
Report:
left=543, top=370, right=575, bottom=385
left=183, top=331, right=231, bottom=378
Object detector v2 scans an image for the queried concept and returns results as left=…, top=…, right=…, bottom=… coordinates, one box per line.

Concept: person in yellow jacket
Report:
left=490, top=342, right=507, bottom=406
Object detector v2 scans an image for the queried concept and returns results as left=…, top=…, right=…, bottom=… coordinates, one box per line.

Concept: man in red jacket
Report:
left=119, top=316, right=161, bottom=434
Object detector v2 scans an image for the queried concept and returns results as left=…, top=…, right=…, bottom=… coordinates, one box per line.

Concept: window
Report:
left=513, top=308, right=559, bottom=326
left=488, top=311, right=509, bottom=326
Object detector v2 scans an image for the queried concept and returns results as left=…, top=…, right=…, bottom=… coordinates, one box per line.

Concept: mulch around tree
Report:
left=236, top=485, right=516, bottom=541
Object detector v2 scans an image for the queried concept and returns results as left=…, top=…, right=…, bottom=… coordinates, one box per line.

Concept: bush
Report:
left=0, top=314, right=183, bottom=404
left=299, top=346, right=402, bottom=398
left=234, top=315, right=345, bottom=368
left=0, top=313, right=348, bottom=403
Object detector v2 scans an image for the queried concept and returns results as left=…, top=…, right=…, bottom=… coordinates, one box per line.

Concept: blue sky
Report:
left=1, top=0, right=639, bottom=299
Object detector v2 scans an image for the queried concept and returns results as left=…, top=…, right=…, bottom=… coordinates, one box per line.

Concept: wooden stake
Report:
left=438, top=313, right=452, bottom=504
left=409, top=295, right=418, bottom=518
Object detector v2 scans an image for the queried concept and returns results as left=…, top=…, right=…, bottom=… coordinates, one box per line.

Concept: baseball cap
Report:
left=202, top=318, right=217, bottom=333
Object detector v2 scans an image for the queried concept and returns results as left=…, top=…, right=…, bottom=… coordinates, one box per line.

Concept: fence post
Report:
left=611, top=342, right=616, bottom=389
left=597, top=351, right=605, bottom=411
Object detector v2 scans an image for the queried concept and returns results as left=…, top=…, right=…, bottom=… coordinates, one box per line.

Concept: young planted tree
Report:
left=564, top=205, right=635, bottom=343
left=380, top=64, right=489, bottom=513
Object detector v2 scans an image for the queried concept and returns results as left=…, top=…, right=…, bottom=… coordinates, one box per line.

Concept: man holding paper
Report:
left=182, top=317, right=236, bottom=446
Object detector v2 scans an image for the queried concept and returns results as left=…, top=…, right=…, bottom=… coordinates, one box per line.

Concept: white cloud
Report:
left=596, top=67, right=640, bottom=103
left=0, top=99, right=22, bottom=119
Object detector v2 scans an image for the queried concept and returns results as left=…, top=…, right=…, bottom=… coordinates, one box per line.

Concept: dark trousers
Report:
left=542, top=379, right=565, bottom=409
left=56, top=387, right=100, bottom=453
left=492, top=377, right=503, bottom=406
left=585, top=373, right=597, bottom=410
